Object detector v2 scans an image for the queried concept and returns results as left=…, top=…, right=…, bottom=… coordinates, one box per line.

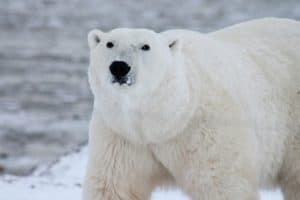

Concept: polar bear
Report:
left=83, top=18, right=300, bottom=200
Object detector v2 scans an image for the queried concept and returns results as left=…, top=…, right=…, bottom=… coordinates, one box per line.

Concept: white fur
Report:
left=83, top=18, right=300, bottom=200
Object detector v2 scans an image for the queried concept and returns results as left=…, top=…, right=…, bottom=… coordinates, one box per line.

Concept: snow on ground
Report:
left=0, top=146, right=283, bottom=200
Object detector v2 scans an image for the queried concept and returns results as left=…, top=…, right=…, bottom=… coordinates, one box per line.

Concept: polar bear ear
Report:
left=88, top=29, right=103, bottom=49
left=168, top=39, right=178, bottom=48
left=166, top=38, right=181, bottom=54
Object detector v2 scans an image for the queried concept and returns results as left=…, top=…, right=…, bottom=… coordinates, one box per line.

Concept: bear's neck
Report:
left=137, top=64, right=197, bottom=143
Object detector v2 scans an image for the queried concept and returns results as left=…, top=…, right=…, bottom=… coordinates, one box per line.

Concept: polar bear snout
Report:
left=109, top=61, right=134, bottom=85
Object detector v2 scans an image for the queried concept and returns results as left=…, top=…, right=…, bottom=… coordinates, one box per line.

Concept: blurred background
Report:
left=0, top=0, right=299, bottom=176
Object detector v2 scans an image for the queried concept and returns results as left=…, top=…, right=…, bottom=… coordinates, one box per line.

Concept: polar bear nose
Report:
left=109, top=61, right=131, bottom=79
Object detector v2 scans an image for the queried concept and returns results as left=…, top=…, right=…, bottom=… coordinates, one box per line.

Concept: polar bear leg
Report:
left=281, top=181, right=300, bottom=200
left=154, top=128, right=259, bottom=200
left=279, top=133, right=300, bottom=200
left=83, top=115, right=173, bottom=200
left=178, top=166, right=259, bottom=200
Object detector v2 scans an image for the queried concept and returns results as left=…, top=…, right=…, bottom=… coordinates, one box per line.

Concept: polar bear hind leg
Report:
left=279, top=132, right=300, bottom=200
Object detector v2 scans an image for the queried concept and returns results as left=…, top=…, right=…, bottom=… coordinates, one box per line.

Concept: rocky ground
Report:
left=0, top=0, right=299, bottom=175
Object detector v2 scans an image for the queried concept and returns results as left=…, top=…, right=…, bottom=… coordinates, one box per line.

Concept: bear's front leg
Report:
left=83, top=114, right=172, bottom=200
left=179, top=161, right=259, bottom=200
left=154, top=126, right=260, bottom=200
left=182, top=133, right=259, bottom=200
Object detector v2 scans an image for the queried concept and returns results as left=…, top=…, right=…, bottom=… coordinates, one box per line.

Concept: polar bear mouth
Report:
left=111, top=73, right=135, bottom=86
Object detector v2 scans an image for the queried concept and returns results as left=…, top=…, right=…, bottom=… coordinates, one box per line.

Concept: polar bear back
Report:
left=211, top=18, right=300, bottom=86
left=211, top=18, right=300, bottom=40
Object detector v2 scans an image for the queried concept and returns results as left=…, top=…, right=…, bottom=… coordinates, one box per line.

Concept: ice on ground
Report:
left=0, top=146, right=283, bottom=200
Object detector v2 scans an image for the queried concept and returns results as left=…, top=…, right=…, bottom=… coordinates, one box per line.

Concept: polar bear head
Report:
left=87, top=28, right=192, bottom=144
left=88, top=28, right=181, bottom=94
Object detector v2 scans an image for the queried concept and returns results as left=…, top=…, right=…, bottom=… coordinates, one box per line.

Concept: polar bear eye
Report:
left=106, top=42, right=114, bottom=48
left=141, top=44, right=150, bottom=51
